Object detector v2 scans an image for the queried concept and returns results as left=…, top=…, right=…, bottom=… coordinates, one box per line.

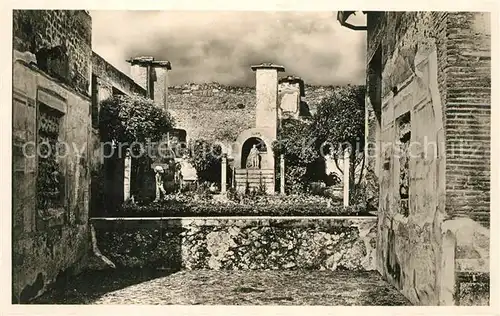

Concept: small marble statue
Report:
left=154, top=165, right=167, bottom=202
left=246, top=144, right=260, bottom=169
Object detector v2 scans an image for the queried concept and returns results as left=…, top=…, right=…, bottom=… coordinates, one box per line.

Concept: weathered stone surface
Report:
left=32, top=270, right=412, bottom=305
left=166, top=83, right=345, bottom=151
left=12, top=60, right=91, bottom=303
left=93, top=217, right=377, bottom=272
left=366, top=11, right=490, bottom=306
left=13, top=10, right=91, bottom=95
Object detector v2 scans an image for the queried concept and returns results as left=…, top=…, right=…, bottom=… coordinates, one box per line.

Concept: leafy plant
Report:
left=98, top=94, right=175, bottom=146
left=187, top=139, right=223, bottom=184
left=118, top=192, right=370, bottom=217
left=97, top=94, right=176, bottom=205
left=273, top=118, right=323, bottom=193
left=311, top=85, right=366, bottom=192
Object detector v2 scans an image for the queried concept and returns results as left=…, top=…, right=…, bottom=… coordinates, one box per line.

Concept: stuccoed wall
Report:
left=367, top=12, right=490, bottom=305
left=12, top=61, right=91, bottom=303
left=92, top=217, right=377, bottom=271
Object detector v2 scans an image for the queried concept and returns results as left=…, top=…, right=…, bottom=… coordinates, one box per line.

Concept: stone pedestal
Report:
left=235, top=169, right=274, bottom=194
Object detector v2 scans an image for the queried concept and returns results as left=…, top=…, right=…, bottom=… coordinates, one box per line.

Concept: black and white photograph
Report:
left=6, top=6, right=495, bottom=310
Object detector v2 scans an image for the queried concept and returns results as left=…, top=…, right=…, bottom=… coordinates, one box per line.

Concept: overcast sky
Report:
left=90, top=11, right=366, bottom=87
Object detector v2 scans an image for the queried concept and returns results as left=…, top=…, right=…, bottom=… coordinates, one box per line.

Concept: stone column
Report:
left=232, top=164, right=236, bottom=189
left=221, top=153, right=227, bottom=193
left=343, top=148, right=350, bottom=207
left=124, top=149, right=131, bottom=201
left=280, top=154, right=285, bottom=194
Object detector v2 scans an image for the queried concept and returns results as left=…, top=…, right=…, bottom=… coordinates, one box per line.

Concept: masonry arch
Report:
left=233, top=128, right=275, bottom=171
left=241, top=137, right=268, bottom=169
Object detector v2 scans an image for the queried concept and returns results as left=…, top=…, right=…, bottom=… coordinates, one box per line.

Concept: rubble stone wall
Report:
left=12, top=10, right=92, bottom=95
left=166, top=83, right=342, bottom=151
left=92, top=217, right=377, bottom=271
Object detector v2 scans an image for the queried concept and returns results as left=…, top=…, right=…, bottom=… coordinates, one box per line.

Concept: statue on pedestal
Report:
left=154, top=165, right=167, bottom=202
left=246, top=144, right=260, bottom=169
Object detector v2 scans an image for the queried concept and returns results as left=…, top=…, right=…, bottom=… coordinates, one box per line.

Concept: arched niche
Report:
left=233, top=128, right=275, bottom=171
left=241, top=137, right=268, bottom=169
left=170, top=128, right=187, bottom=143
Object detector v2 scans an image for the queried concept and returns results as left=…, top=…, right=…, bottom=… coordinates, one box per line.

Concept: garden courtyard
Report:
left=33, top=269, right=410, bottom=305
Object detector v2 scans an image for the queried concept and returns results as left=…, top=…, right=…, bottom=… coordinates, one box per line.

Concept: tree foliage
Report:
left=312, top=85, right=365, bottom=153
left=273, top=86, right=366, bottom=193
left=98, top=94, right=176, bottom=205
left=273, top=118, right=322, bottom=192
left=188, top=138, right=223, bottom=184
left=312, top=85, right=366, bottom=189
left=99, top=94, right=175, bottom=146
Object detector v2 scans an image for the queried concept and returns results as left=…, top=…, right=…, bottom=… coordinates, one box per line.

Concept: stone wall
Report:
left=167, top=83, right=256, bottom=151
left=12, top=10, right=92, bottom=96
left=366, top=11, right=490, bottom=305
left=12, top=60, right=92, bottom=303
left=11, top=10, right=94, bottom=302
left=167, top=82, right=342, bottom=151
left=92, top=52, right=146, bottom=98
left=92, top=217, right=377, bottom=271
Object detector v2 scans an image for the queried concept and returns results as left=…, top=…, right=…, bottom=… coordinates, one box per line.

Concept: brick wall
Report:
left=365, top=11, right=490, bottom=306
left=445, top=12, right=491, bottom=226
left=13, top=10, right=92, bottom=95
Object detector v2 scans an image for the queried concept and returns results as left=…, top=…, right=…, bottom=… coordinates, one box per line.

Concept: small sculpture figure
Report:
left=246, top=144, right=260, bottom=169
left=154, top=166, right=167, bottom=202
left=174, top=162, right=183, bottom=193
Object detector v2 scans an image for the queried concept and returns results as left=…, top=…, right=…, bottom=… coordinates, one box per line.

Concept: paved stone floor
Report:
left=34, top=269, right=411, bottom=305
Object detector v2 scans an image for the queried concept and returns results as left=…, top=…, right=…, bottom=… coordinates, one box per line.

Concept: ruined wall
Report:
left=303, top=85, right=340, bottom=115
left=12, top=61, right=91, bottom=303
left=92, top=217, right=377, bottom=271
left=167, top=83, right=256, bottom=151
left=12, top=10, right=92, bottom=95
left=367, top=12, right=490, bottom=305
left=12, top=10, right=93, bottom=302
left=92, top=52, right=146, bottom=98
left=167, top=82, right=340, bottom=152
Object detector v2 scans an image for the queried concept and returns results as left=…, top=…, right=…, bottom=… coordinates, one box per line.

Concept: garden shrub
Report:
left=119, top=193, right=371, bottom=217
left=120, top=202, right=368, bottom=217
left=188, top=139, right=223, bottom=184
left=97, top=94, right=176, bottom=206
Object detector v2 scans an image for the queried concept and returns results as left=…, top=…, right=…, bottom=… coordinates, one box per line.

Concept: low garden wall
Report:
left=91, top=216, right=377, bottom=271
